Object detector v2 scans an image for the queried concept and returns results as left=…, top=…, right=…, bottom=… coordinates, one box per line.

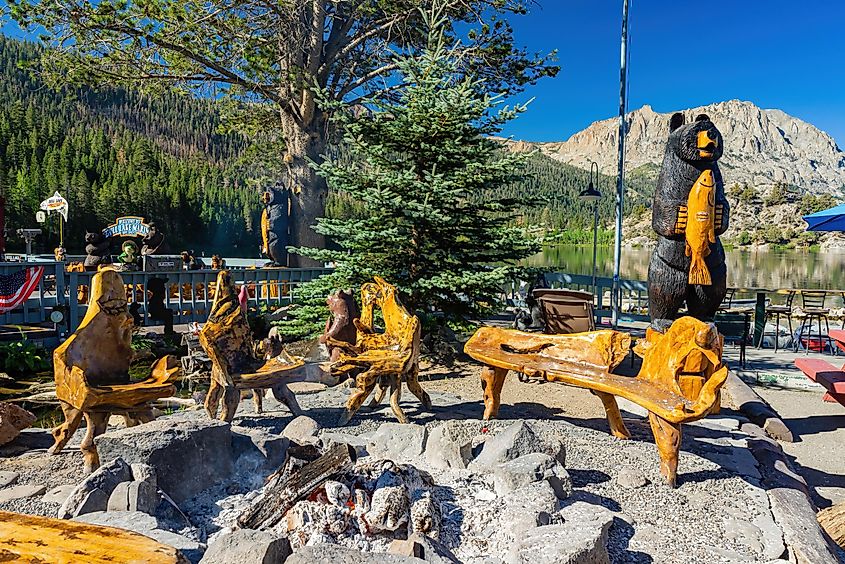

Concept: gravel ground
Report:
left=0, top=364, right=827, bottom=563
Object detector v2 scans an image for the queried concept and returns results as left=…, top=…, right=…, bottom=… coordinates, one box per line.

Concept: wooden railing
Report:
left=0, top=261, right=330, bottom=333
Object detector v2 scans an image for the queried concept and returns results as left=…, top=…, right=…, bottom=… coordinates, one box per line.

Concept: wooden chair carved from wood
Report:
left=326, top=276, right=432, bottom=425
left=199, top=270, right=305, bottom=422
left=49, top=268, right=180, bottom=474
left=464, top=316, right=728, bottom=486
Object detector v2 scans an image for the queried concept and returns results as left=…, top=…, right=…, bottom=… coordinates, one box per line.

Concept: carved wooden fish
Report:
left=685, top=169, right=716, bottom=285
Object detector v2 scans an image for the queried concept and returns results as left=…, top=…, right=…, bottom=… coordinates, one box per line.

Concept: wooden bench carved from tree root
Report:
left=50, top=269, right=180, bottom=474
left=464, top=316, right=728, bottom=486
left=0, top=510, right=188, bottom=563
left=326, top=276, right=432, bottom=425
left=199, top=270, right=306, bottom=422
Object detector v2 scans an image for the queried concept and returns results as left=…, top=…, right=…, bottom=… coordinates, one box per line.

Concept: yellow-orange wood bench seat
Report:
left=0, top=510, right=188, bottom=563
left=464, top=316, right=728, bottom=486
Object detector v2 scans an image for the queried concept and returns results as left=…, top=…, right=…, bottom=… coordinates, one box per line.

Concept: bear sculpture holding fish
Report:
left=648, top=113, right=730, bottom=332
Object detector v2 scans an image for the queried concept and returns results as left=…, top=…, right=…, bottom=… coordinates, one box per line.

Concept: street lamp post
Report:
left=579, top=162, right=602, bottom=301
left=613, top=0, right=630, bottom=328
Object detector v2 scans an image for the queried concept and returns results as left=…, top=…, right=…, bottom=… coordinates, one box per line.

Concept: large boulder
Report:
left=286, top=545, right=425, bottom=564
left=0, top=402, right=36, bottom=446
left=469, top=421, right=565, bottom=471
left=505, top=502, right=614, bottom=564
left=96, top=419, right=232, bottom=503
left=58, top=458, right=132, bottom=519
left=200, top=529, right=291, bottom=564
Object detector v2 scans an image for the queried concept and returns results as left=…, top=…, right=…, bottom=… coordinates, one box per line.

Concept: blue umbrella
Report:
left=803, top=203, right=845, bottom=231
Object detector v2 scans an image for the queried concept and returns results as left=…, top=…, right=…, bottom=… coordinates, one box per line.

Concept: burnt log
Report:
left=237, top=442, right=356, bottom=530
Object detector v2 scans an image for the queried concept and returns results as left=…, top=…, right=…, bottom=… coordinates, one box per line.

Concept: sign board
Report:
left=143, top=256, right=179, bottom=272
left=39, top=191, right=68, bottom=221
left=35, top=211, right=46, bottom=223
left=103, top=216, right=151, bottom=238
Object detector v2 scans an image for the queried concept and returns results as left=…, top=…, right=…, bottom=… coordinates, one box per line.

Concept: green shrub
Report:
left=0, top=333, right=51, bottom=377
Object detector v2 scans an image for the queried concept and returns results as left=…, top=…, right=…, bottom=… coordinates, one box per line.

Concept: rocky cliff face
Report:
left=537, top=99, right=845, bottom=194
left=523, top=100, right=845, bottom=248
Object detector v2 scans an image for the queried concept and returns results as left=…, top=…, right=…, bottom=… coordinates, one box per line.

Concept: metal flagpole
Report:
left=612, top=0, right=630, bottom=328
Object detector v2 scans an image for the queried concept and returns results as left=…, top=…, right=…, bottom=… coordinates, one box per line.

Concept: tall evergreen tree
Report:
left=283, top=19, right=542, bottom=337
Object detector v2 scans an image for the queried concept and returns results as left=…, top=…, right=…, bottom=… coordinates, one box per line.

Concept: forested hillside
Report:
left=0, top=34, right=653, bottom=256
left=0, top=36, right=263, bottom=255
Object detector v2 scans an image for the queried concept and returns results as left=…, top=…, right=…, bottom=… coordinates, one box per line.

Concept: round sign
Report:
left=35, top=211, right=46, bottom=223
left=50, top=310, right=64, bottom=323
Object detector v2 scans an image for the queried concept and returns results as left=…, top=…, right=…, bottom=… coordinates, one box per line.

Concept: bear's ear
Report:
left=669, top=112, right=685, bottom=132
left=695, top=113, right=710, bottom=122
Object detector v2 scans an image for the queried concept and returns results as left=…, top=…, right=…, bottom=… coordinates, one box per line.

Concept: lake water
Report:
left=527, top=244, right=845, bottom=292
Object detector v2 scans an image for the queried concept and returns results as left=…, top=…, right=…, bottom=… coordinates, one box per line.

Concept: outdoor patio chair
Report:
left=757, top=290, right=795, bottom=353
left=795, top=290, right=833, bottom=354
left=533, top=288, right=596, bottom=334
left=717, top=288, right=735, bottom=312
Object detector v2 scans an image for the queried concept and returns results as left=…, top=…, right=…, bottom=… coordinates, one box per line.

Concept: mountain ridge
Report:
left=533, top=99, right=845, bottom=196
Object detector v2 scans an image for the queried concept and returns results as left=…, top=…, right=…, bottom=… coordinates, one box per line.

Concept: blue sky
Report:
left=500, top=0, right=845, bottom=146
left=3, top=1, right=843, bottom=146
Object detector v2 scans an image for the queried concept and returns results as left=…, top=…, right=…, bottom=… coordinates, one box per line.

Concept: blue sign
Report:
left=103, top=216, right=151, bottom=238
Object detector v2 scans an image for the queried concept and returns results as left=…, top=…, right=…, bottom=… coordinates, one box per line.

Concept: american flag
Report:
left=0, top=267, right=44, bottom=314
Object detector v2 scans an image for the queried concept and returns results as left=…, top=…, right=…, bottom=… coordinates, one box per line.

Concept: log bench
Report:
left=794, top=358, right=845, bottom=407
left=50, top=269, right=180, bottom=473
left=200, top=270, right=305, bottom=422
left=464, top=316, right=728, bottom=486
left=327, top=276, right=432, bottom=425
left=0, top=510, right=188, bottom=563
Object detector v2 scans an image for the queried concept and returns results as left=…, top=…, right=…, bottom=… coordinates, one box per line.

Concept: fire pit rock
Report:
left=95, top=418, right=233, bottom=503
left=468, top=421, right=565, bottom=471
left=58, top=457, right=132, bottom=519
left=281, top=415, right=321, bottom=446
left=492, top=453, right=572, bottom=499
left=200, top=528, right=291, bottom=564
left=505, top=501, right=614, bottom=564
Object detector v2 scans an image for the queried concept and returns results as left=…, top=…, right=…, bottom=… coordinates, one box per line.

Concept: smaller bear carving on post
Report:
left=648, top=113, right=730, bottom=332
left=320, top=289, right=360, bottom=362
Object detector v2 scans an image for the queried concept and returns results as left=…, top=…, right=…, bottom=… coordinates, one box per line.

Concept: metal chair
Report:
left=533, top=289, right=596, bottom=334
left=718, top=288, right=735, bottom=312
left=795, top=291, right=833, bottom=354
left=757, top=290, right=795, bottom=353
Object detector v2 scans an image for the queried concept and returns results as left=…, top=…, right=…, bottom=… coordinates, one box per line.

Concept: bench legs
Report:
left=205, top=380, right=240, bottom=423
left=592, top=391, right=632, bottom=439
left=48, top=401, right=84, bottom=456
left=80, top=412, right=109, bottom=474
left=480, top=366, right=508, bottom=420
left=648, top=413, right=682, bottom=488
left=270, top=383, right=303, bottom=416
left=339, top=368, right=379, bottom=426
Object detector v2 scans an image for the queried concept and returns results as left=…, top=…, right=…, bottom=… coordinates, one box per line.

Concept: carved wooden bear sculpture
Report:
left=320, top=289, right=360, bottom=362
left=83, top=231, right=112, bottom=271
left=648, top=113, right=730, bottom=332
left=261, top=183, right=290, bottom=267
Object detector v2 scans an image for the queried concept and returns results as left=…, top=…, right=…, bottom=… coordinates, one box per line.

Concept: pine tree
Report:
left=283, top=22, right=542, bottom=338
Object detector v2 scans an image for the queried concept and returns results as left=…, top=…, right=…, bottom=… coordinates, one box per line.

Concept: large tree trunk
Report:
left=280, top=111, right=328, bottom=268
